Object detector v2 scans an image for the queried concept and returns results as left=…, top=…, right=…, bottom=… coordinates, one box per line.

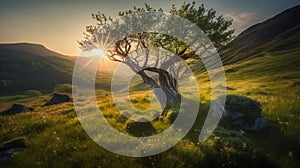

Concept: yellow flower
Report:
left=214, top=136, right=220, bottom=140
left=242, top=143, right=247, bottom=149
left=288, top=151, right=293, bottom=158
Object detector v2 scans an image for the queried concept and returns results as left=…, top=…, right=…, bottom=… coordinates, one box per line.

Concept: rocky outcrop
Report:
left=212, top=94, right=267, bottom=131
left=0, top=138, right=26, bottom=164
left=1, top=104, right=34, bottom=115
left=44, top=93, right=72, bottom=106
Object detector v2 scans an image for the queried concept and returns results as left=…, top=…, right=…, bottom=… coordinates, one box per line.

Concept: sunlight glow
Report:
left=80, top=49, right=105, bottom=57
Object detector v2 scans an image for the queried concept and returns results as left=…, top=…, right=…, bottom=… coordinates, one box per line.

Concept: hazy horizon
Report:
left=0, top=0, right=299, bottom=56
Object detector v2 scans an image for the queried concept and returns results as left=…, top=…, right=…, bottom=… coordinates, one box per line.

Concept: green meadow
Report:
left=1, top=46, right=300, bottom=167
left=1, top=2, right=300, bottom=168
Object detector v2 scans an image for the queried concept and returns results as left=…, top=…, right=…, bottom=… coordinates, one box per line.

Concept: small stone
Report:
left=44, top=93, right=72, bottom=106
left=1, top=104, right=34, bottom=115
left=0, top=138, right=26, bottom=164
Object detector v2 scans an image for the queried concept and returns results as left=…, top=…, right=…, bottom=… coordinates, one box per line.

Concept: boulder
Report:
left=125, top=118, right=156, bottom=137
left=0, top=138, right=26, bottom=164
left=1, top=104, right=34, bottom=115
left=240, top=114, right=267, bottom=131
left=44, top=93, right=72, bottom=106
left=212, top=94, right=267, bottom=131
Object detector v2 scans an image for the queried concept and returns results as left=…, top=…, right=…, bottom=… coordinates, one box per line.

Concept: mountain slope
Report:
left=213, top=5, right=300, bottom=95
left=0, top=43, right=68, bottom=58
left=0, top=43, right=76, bottom=96
left=221, top=5, right=300, bottom=64
left=0, top=43, right=127, bottom=96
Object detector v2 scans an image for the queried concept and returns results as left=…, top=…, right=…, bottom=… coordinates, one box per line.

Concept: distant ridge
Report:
left=0, top=43, right=75, bottom=96
left=222, top=5, right=300, bottom=64
left=0, top=43, right=72, bottom=58
left=235, top=5, right=300, bottom=49
left=0, top=43, right=118, bottom=96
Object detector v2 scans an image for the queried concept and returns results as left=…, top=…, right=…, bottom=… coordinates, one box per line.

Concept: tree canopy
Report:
left=79, top=1, right=234, bottom=108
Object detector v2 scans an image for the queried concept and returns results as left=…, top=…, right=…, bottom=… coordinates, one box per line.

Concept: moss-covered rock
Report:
left=223, top=94, right=262, bottom=121
left=125, top=119, right=156, bottom=137
left=213, top=94, right=267, bottom=131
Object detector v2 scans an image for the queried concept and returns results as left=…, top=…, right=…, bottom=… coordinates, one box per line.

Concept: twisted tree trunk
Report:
left=158, top=69, right=180, bottom=103
left=137, top=68, right=180, bottom=115
left=124, top=58, right=181, bottom=116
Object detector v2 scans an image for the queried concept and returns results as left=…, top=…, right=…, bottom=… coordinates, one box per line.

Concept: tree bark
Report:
left=158, top=69, right=180, bottom=103
left=124, top=58, right=180, bottom=116
left=137, top=70, right=167, bottom=110
left=137, top=68, right=181, bottom=116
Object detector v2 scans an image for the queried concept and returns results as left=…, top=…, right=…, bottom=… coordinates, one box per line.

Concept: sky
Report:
left=0, top=0, right=299, bottom=56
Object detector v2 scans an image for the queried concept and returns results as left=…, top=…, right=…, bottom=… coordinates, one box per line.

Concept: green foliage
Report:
left=81, top=1, right=234, bottom=60
left=53, top=84, right=73, bottom=93
left=170, top=1, right=234, bottom=49
left=1, top=5, right=299, bottom=167
left=197, top=127, right=273, bottom=167
left=25, top=90, right=42, bottom=97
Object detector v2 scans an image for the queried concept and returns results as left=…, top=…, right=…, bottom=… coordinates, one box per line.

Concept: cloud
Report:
left=224, top=12, right=256, bottom=35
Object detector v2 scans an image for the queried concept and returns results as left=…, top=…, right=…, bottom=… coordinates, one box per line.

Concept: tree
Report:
left=79, top=1, right=234, bottom=114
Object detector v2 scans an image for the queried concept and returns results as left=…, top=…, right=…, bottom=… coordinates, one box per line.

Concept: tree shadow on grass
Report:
left=246, top=122, right=300, bottom=167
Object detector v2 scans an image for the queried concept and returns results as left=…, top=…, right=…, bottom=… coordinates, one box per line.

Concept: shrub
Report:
left=53, top=84, right=73, bottom=93
left=196, top=127, right=273, bottom=167
left=125, top=119, right=156, bottom=137
left=25, top=89, right=42, bottom=96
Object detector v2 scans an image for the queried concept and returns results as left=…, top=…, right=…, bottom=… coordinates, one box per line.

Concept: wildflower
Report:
left=242, top=143, right=247, bottom=149
left=288, top=151, right=293, bottom=158
left=214, top=136, right=220, bottom=140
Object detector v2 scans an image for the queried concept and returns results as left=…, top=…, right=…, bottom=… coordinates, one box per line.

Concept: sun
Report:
left=79, top=23, right=115, bottom=59
left=79, top=25, right=116, bottom=73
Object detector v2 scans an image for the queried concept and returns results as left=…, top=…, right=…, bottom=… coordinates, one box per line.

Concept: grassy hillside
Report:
left=1, top=42, right=299, bottom=167
left=0, top=90, right=278, bottom=167
left=0, top=43, right=118, bottom=96
left=0, top=43, right=76, bottom=96
left=0, top=73, right=299, bottom=167
left=221, top=5, right=300, bottom=65
left=1, top=5, right=300, bottom=168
